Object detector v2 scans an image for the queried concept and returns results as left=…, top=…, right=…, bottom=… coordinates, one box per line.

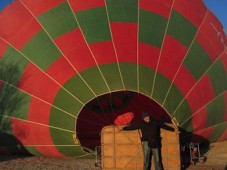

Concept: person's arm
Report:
left=159, top=122, right=175, bottom=132
left=122, top=123, right=141, bottom=131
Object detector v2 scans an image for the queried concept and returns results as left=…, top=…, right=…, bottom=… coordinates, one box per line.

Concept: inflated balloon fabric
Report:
left=0, top=0, right=227, bottom=157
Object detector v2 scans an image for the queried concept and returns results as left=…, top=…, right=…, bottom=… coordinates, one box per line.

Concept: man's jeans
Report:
left=142, top=141, right=163, bottom=170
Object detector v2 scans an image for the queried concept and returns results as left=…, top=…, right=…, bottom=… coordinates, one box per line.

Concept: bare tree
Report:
left=0, top=61, right=24, bottom=132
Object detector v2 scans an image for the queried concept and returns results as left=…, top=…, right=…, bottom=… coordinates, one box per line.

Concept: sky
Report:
left=0, top=0, right=226, bottom=32
left=0, top=0, right=13, bottom=11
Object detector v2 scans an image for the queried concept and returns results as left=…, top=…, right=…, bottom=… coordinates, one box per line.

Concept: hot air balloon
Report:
left=0, top=0, right=227, bottom=158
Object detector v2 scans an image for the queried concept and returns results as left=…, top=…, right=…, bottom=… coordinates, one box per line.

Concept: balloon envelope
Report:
left=0, top=0, right=227, bottom=157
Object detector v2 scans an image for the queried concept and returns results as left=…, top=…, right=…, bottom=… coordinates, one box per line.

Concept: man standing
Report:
left=120, top=112, right=175, bottom=170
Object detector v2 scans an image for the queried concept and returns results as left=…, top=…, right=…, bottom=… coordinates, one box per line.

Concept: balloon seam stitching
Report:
left=161, top=9, right=210, bottom=109
left=150, top=0, right=176, bottom=98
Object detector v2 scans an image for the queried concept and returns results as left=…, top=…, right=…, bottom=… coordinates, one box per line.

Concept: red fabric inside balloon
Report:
left=114, top=112, right=134, bottom=126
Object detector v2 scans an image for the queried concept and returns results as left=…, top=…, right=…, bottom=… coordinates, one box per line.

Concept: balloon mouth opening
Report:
left=76, top=91, right=172, bottom=151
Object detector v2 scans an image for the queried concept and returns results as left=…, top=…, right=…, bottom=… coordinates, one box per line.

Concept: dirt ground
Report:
left=0, top=141, right=226, bottom=170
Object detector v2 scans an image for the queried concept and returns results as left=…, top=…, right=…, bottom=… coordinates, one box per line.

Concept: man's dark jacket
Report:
left=123, top=119, right=174, bottom=148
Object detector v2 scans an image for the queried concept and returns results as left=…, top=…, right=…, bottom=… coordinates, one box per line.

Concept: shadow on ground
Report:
left=0, top=132, right=32, bottom=162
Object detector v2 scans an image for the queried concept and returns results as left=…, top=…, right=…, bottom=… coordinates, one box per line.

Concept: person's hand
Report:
left=174, top=126, right=180, bottom=134
left=175, top=130, right=180, bottom=134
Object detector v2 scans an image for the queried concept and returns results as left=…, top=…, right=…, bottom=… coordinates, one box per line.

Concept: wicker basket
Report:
left=101, top=125, right=181, bottom=170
